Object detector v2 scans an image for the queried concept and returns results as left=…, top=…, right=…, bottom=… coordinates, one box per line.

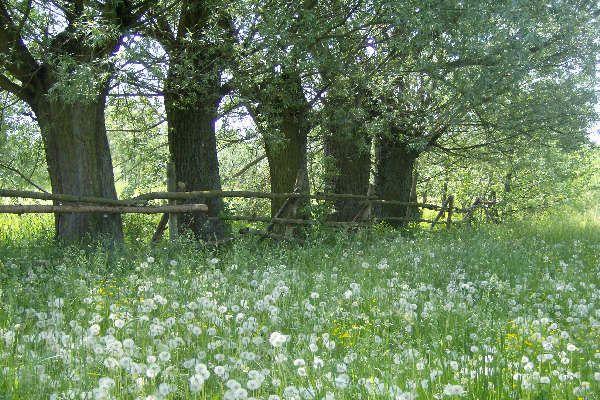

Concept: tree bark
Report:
left=322, top=88, right=372, bottom=221
left=253, top=71, right=310, bottom=217
left=263, top=122, right=309, bottom=217
left=158, top=0, right=230, bottom=241
left=164, top=71, right=227, bottom=241
left=373, top=133, right=419, bottom=226
left=31, top=85, right=123, bottom=243
left=323, top=132, right=371, bottom=221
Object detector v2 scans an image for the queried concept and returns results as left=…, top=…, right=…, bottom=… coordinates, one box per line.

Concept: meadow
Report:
left=0, top=210, right=599, bottom=400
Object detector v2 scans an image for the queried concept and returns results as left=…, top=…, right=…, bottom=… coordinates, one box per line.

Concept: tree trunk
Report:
left=31, top=88, right=123, bottom=243
left=323, top=132, right=372, bottom=221
left=156, top=0, right=230, bottom=241
left=254, top=71, right=310, bottom=217
left=263, top=122, right=309, bottom=217
left=322, top=88, right=372, bottom=221
left=317, top=71, right=374, bottom=221
left=373, top=133, right=418, bottom=226
left=164, top=73, right=227, bottom=241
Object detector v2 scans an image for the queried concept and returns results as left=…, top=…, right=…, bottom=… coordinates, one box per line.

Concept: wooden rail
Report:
left=1, top=188, right=444, bottom=210
left=0, top=189, right=143, bottom=206
left=0, top=204, right=208, bottom=214
left=1, top=187, right=499, bottom=241
left=134, top=190, right=446, bottom=210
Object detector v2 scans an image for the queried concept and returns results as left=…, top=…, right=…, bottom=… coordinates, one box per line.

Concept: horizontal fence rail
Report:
left=2, top=189, right=442, bottom=209
left=209, top=216, right=437, bottom=226
left=0, top=204, right=208, bottom=214
left=0, top=189, right=144, bottom=206
left=1, top=187, right=499, bottom=241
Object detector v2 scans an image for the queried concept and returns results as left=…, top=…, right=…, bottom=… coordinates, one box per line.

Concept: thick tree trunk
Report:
left=254, top=71, right=310, bottom=217
left=164, top=76, right=227, bottom=241
left=157, top=0, right=229, bottom=241
left=318, top=75, right=373, bottom=221
left=323, top=132, right=371, bottom=221
left=373, top=133, right=418, bottom=226
left=263, top=121, right=309, bottom=217
left=31, top=88, right=123, bottom=243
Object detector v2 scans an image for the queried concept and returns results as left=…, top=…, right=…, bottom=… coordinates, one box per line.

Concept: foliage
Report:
left=0, top=93, right=47, bottom=191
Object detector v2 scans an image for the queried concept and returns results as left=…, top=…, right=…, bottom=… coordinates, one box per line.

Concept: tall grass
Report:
left=0, top=209, right=598, bottom=399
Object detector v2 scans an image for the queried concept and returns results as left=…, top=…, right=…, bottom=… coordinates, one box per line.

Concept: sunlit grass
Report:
left=0, top=210, right=598, bottom=399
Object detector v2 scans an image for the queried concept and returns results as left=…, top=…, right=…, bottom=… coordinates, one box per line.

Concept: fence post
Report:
left=430, top=196, right=449, bottom=230
left=167, top=162, right=178, bottom=241
left=465, top=197, right=481, bottom=227
left=446, top=195, right=454, bottom=228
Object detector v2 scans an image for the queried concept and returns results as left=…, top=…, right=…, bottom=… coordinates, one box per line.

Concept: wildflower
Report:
left=158, top=383, right=171, bottom=396
left=443, top=384, right=465, bottom=396
left=158, top=351, right=171, bottom=362
left=103, top=357, right=119, bottom=369
left=335, top=374, right=349, bottom=389
left=269, top=332, right=288, bottom=347
left=88, top=324, right=101, bottom=336
left=190, top=325, right=202, bottom=336
left=195, top=363, right=211, bottom=379
left=313, top=356, right=324, bottom=368
left=189, top=374, right=205, bottom=393
left=283, top=386, right=299, bottom=398
left=293, top=359, right=305, bottom=367
left=247, top=379, right=262, bottom=390
left=98, top=377, right=115, bottom=390
left=146, top=363, right=160, bottom=379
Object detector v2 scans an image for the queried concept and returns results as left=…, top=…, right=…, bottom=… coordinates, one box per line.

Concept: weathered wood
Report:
left=134, top=190, right=445, bottom=209
left=2, top=188, right=448, bottom=212
left=464, top=197, right=482, bottom=227
left=446, top=195, right=454, bottom=228
left=350, top=184, right=375, bottom=224
left=0, top=204, right=208, bottom=214
left=167, top=162, right=179, bottom=241
left=151, top=213, right=169, bottom=244
left=211, top=215, right=434, bottom=226
left=0, top=189, right=143, bottom=206
left=267, top=168, right=309, bottom=237
left=430, top=197, right=450, bottom=230
left=487, top=191, right=500, bottom=223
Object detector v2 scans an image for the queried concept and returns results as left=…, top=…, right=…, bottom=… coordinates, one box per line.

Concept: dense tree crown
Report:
left=0, top=0, right=598, bottom=241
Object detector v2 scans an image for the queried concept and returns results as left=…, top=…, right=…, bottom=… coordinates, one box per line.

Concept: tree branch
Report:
left=0, top=74, right=30, bottom=101
left=0, top=161, right=48, bottom=192
left=0, top=0, right=39, bottom=86
left=223, top=154, right=267, bottom=183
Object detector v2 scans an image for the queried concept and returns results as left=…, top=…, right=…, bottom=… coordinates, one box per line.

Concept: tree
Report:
left=227, top=0, right=320, bottom=217
left=363, top=0, right=599, bottom=224
left=243, top=70, right=312, bottom=217
left=0, top=0, right=152, bottom=242
left=147, top=0, right=230, bottom=240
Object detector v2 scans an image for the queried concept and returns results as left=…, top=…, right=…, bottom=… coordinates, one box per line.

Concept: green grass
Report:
left=0, top=209, right=598, bottom=399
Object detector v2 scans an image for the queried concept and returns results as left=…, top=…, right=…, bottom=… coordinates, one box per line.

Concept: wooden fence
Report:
left=0, top=186, right=498, bottom=240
